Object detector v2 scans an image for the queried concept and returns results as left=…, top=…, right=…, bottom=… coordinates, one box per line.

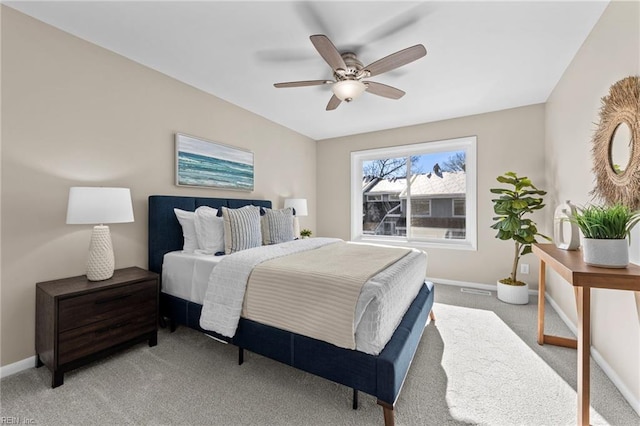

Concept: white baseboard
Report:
left=591, top=348, right=640, bottom=416
left=428, top=276, right=539, bottom=295
left=545, top=294, right=640, bottom=417
left=1, top=356, right=35, bottom=379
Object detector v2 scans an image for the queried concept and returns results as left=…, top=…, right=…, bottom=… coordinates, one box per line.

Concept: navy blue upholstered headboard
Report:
left=148, top=195, right=272, bottom=275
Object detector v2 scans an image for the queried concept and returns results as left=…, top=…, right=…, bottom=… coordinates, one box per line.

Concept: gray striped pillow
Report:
left=221, top=205, right=262, bottom=254
left=261, top=207, right=295, bottom=245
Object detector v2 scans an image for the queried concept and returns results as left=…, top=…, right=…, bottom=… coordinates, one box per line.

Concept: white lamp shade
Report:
left=332, top=80, right=367, bottom=101
left=66, top=187, right=134, bottom=225
left=284, top=198, right=308, bottom=217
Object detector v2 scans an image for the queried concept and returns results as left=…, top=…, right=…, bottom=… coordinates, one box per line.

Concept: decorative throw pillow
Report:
left=174, top=208, right=198, bottom=253
left=262, top=207, right=295, bottom=245
left=221, top=205, right=262, bottom=254
left=194, top=206, right=225, bottom=254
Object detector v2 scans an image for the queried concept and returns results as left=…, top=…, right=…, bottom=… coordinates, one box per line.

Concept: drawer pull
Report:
left=95, top=294, right=131, bottom=305
left=95, top=321, right=132, bottom=334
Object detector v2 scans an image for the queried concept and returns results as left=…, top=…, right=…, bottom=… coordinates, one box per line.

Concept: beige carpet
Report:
left=1, top=284, right=637, bottom=425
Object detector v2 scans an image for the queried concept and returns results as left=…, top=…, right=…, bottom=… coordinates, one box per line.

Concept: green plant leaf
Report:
left=571, top=203, right=640, bottom=239
left=496, top=176, right=517, bottom=185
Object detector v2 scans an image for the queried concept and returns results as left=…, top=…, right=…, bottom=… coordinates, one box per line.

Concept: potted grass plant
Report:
left=490, top=172, right=550, bottom=304
left=571, top=203, right=640, bottom=268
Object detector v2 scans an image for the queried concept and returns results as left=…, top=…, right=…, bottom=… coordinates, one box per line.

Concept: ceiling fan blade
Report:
left=364, top=81, right=405, bottom=99
left=274, top=80, right=332, bottom=88
left=364, top=44, right=427, bottom=77
left=310, top=35, right=347, bottom=71
left=326, top=95, right=342, bottom=111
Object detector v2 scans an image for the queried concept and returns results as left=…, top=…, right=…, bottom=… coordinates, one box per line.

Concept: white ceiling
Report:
left=5, top=1, right=608, bottom=140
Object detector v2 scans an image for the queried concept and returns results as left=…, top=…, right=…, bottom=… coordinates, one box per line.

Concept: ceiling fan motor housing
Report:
left=335, top=52, right=369, bottom=81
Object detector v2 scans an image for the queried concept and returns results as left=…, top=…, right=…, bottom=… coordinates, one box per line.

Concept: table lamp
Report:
left=66, top=187, right=134, bottom=281
left=284, top=198, right=308, bottom=237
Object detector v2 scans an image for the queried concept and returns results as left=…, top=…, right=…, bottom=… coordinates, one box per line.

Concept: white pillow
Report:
left=194, top=206, right=225, bottom=254
left=174, top=208, right=198, bottom=253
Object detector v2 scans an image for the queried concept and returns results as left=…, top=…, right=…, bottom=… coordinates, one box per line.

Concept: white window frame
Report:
left=351, top=136, right=477, bottom=251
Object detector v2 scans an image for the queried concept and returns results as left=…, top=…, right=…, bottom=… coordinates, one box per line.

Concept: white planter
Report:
left=497, top=280, right=529, bottom=305
left=581, top=238, right=629, bottom=268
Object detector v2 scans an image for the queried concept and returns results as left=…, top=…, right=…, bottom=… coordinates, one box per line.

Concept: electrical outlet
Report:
left=520, top=263, right=530, bottom=274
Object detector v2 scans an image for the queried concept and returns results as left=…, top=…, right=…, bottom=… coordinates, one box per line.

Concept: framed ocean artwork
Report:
left=175, top=133, right=254, bottom=191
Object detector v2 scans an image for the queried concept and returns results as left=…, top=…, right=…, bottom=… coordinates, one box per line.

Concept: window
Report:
left=412, top=199, right=431, bottom=216
left=351, top=136, right=477, bottom=250
left=453, top=199, right=465, bottom=217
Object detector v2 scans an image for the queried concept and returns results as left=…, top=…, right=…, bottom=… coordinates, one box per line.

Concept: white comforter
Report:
left=199, top=238, right=340, bottom=337
left=199, top=238, right=427, bottom=355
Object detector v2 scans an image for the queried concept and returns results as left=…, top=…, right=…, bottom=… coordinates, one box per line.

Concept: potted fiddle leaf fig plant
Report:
left=571, top=203, right=640, bottom=268
left=490, top=172, right=551, bottom=304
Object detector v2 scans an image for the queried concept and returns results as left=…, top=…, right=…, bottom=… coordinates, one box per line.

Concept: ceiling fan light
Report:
left=332, top=80, right=366, bottom=102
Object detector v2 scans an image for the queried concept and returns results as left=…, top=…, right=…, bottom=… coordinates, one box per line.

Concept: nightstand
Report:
left=36, top=267, right=159, bottom=388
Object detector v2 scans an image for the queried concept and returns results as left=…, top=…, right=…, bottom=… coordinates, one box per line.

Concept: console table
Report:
left=532, top=243, right=640, bottom=426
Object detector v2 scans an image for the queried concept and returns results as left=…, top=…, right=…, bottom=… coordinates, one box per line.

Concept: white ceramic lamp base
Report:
left=87, top=225, right=115, bottom=281
left=293, top=217, right=301, bottom=239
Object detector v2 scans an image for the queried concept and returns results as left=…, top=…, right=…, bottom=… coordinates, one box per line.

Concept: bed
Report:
left=148, top=195, right=435, bottom=426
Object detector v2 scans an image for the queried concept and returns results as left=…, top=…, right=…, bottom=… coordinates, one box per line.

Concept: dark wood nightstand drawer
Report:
left=58, top=307, right=157, bottom=365
left=58, top=280, right=156, bottom=332
left=36, top=267, right=159, bottom=387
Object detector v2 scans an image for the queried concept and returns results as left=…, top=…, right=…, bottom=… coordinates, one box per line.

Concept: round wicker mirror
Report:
left=609, top=122, right=632, bottom=174
left=591, top=76, right=640, bottom=209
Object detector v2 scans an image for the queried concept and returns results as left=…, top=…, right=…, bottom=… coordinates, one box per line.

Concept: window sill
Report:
left=352, top=236, right=477, bottom=251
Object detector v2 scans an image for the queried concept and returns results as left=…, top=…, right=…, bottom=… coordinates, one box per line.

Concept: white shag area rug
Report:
left=435, top=302, right=608, bottom=425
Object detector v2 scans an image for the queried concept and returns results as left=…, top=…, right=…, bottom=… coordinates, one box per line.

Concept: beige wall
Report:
left=545, top=0, right=640, bottom=410
left=0, top=7, right=316, bottom=366
left=317, top=104, right=547, bottom=286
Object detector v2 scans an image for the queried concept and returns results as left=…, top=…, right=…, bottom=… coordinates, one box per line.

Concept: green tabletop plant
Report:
left=571, top=203, right=640, bottom=240
left=570, top=203, right=640, bottom=268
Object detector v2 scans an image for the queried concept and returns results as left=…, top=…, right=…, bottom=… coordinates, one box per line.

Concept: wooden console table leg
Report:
left=537, top=259, right=546, bottom=344
left=576, top=286, right=591, bottom=426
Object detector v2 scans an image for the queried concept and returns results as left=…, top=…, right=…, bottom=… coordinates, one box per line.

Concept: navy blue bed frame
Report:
left=148, top=195, right=435, bottom=426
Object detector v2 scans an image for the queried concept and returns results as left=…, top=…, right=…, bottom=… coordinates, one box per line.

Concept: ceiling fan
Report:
left=274, top=35, right=427, bottom=111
